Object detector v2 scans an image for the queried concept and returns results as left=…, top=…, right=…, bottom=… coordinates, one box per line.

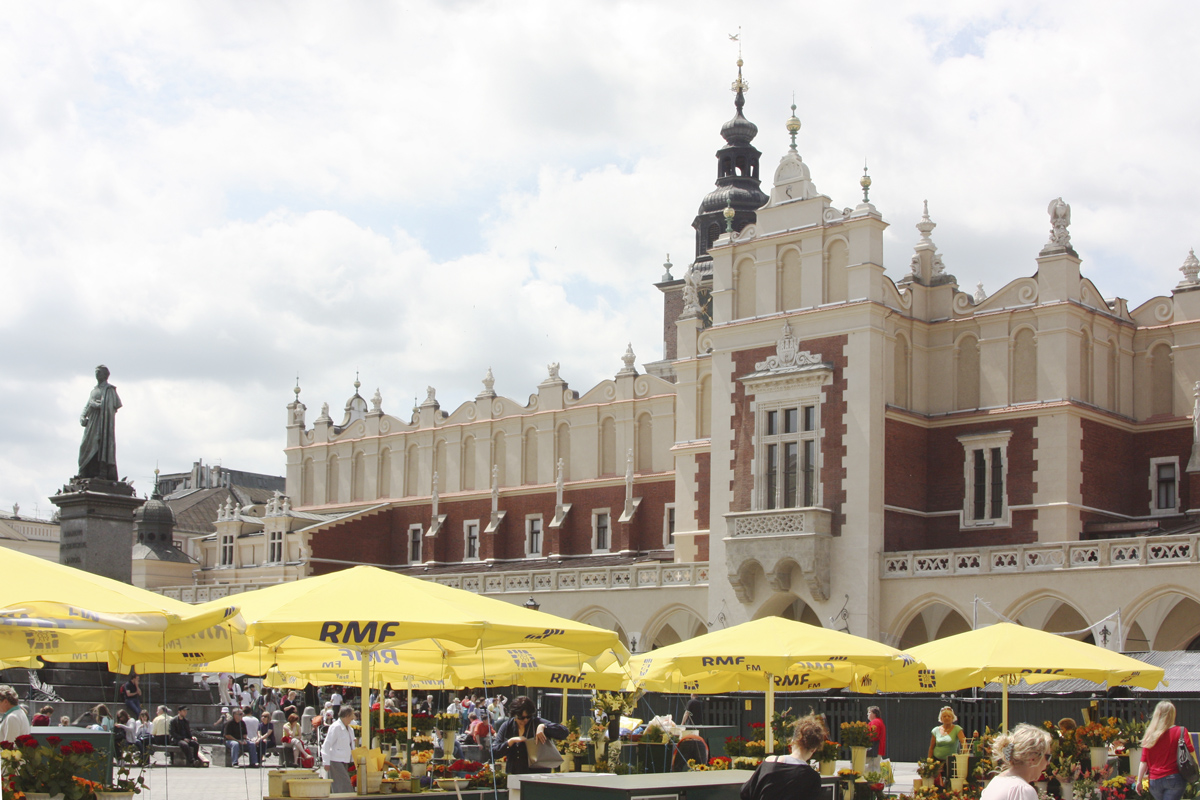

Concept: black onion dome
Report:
left=721, top=99, right=758, bottom=145
left=699, top=184, right=769, bottom=215
left=135, top=495, right=176, bottom=528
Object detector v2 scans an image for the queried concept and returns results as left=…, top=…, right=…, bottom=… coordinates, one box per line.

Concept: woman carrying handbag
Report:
left=1136, top=701, right=1197, bottom=800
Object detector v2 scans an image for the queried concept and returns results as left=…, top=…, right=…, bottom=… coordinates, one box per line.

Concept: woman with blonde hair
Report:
left=929, top=706, right=968, bottom=779
left=980, top=723, right=1053, bottom=800
left=1136, top=701, right=1196, bottom=800
left=740, top=714, right=827, bottom=800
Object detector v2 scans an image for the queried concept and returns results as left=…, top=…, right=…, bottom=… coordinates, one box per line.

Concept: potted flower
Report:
left=708, top=757, right=732, bottom=770
left=772, top=709, right=797, bottom=755
left=745, top=740, right=767, bottom=759
left=915, top=757, right=942, bottom=790
left=732, top=756, right=760, bottom=770
left=1117, top=719, right=1146, bottom=772
left=96, top=748, right=146, bottom=800
left=1076, top=723, right=1120, bottom=771
left=838, top=768, right=863, bottom=800
left=841, top=722, right=872, bottom=774
left=3, top=735, right=104, bottom=800
left=812, top=739, right=840, bottom=776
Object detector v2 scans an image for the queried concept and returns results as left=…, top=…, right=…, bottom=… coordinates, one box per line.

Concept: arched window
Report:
left=1151, top=342, right=1174, bottom=416
left=1012, top=328, right=1037, bottom=404
left=636, top=413, right=653, bottom=473
left=736, top=258, right=756, bottom=319
left=351, top=451, right=365, bottom=502
left=405, top=444, right=418, bottom=497
left=600, top=418, right=616, bottom=476
left=301, top=457, right=314, bottom=506
left=378, top=448, right=391, bottom=499
left=461, top=436, right=475, bottom=492
left=523, top=428, right=538, bottom=485
left=326, top=454, right=340, bottom=504
left=894, top=334, right=911, bottom=408
left=698, top=375, right=712, bottom=438
left=825, top=240, right=848, bottom=303
left=556, top=423, right=570, bottom=481
left=493, top=432, right=507, bottom=486
left=780, top=249, right=803, bottom=312
left=956, top=334, right=980, bottom=410
left=1080, top=331, right=1093, bottom=404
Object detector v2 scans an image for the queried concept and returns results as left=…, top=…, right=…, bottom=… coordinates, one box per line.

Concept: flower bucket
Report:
left=850, top=746, right=867, bottom=774
left=912, top=778, right=923, bottom=790
left=411, top=763, right=427, bottom=778
left=1125, top=748, right=1141, bottom=773
left=1061, top=781, right=1074, bottom=800
left=820, top=761, right=837, bottom=776
left=843, top=782, right=855, bottom=800
left=1090, top=747, right=1109, bottom=770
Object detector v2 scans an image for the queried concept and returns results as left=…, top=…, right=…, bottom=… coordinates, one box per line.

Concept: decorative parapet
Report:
left=429, top=562, right=709, bottom=594
left=724, top=508, right=833, bottom=603
left=156, top=561, right=710, bottom=603
left=881, top=534, right=1197, bottom=579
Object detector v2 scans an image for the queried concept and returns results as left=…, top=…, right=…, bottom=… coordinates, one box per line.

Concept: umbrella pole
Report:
left=765, top=673, right=775, bottom=755
left=407, top=688, right=413, bottom=742
left=362, top=653, right=372, bottom=748
left=1002, top=682, right=1008, bottom=733
left=562, top=689, right=568, bottom=727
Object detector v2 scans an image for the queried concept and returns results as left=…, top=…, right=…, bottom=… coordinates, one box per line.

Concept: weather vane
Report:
left=729, top=28, right=748, bottom=94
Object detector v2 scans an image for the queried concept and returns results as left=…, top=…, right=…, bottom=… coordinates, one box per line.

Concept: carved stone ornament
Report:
left=290, top=401, right=307, bottom=426
left=1179, top=248, right=1200, bottom=288
left=756, top=321, right=823, bottom=372
left=617, top=344, right=637, bottom=376
left=370, top=388, right=383, bottom=413
left=974, top=282, right=987, bottom=303
left=1045, top=197, right=1073, bottom=250
left=317, top=402, right=331, bottom=422
left=681, top=265, right=701, bottom=316
left=478, top=367, right=496, bottom=399
left=547, top=362, right=560, bottom=381
left=423, top=386, right=437, bottom=406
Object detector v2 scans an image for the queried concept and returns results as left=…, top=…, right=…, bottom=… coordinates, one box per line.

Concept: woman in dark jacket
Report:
left=740, top=714, right=827, bottom=800
left=491, top=695, right=567, bottom=774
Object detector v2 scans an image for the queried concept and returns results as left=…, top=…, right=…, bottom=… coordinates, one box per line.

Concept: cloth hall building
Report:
left=166, top=66, right=1200, bottom=656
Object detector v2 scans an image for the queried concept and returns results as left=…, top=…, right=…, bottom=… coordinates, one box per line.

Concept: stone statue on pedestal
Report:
left=78, top=365, right=122, bottom=481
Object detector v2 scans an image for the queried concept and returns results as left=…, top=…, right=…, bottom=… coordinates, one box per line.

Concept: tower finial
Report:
left=724, top=199, right=735, bottom=233
left=786, top=97, right=800, bottom=152
left=353, top=370, right=360, bottom=392
left=860, top=161, right=872, bottom=203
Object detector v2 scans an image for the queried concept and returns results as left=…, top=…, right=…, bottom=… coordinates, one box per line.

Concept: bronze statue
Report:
left=78, top=364, right=122, bottom=481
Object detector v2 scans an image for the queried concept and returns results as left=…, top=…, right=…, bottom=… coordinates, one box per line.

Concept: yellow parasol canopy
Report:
left=626, top=617, right=921, bottom=751
left=880, top=623, right=1165, bottom=730
left=0, top=548, right=240, bottom=661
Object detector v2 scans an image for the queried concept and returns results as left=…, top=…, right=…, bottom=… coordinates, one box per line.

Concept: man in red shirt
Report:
left=866, top=706, right=887, bottom=774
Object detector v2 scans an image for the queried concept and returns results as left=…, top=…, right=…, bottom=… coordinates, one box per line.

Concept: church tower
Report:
left=689, top=58, right=770, bottom=274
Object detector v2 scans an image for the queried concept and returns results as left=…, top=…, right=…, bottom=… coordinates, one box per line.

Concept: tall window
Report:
left=219, top=533, right=234, bottom=567
left=1150, top=457, right=1180, bottom=516
left=593, top=511, right=610, bottom=552
left=268, top=530, right=283, bottom=563
left=409, top=524, right=423, bottom=563
left=664, top=504, right=676, bottom=548
left=464, top=521, right=480, bottom=561
left=958, top=431, right=1012, bottom=528
left=526, top=517, right=542, bottom=557
left=760, top=404, right=819, bottom=509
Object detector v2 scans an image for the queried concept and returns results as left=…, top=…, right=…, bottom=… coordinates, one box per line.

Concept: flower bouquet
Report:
left=841, top=721, right=873, bottom=748
left=838, top=768, right=863, bottom=782
left=732, top=756, right=761, bottom=770
left=708, top=757, right=732, bottom=770
left=916, top=757, right=943, bottom=779
left=745, top=740, right=767, bottom=758
left=592, top=690, right=642, bottom=717
left=813, top=740, right=840, bottom=763
left=724, top=736, right=748, bottom=758
left=1077, top=722, right=1120, bottom=748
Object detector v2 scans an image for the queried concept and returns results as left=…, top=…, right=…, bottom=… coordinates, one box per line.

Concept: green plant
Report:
left=772, top=708, right=797, bottom=749
left=640, top=725, right=665, bottom=744
left=111, top=744, right=148, bottom=794
left=724, top=736, right=748, bottom=758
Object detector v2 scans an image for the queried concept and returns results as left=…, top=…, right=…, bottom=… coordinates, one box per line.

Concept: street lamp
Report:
left=523, top=596, right=540, bottom=612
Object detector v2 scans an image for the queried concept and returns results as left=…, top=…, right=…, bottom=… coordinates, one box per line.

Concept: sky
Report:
left=2, top=1, right=1198, bottom=519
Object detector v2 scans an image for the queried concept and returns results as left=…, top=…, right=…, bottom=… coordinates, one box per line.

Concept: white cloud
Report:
left=2, top=1, right=1199, bottom=516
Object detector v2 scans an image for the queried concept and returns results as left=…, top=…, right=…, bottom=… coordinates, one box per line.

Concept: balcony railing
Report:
left=881, top=534, right=1198, bottom=579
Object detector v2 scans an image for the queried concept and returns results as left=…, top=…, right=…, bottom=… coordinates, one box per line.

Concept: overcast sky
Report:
left=3, top=2, right=1198, bottom=519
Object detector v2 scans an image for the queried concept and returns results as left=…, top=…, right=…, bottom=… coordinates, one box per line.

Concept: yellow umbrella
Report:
left=627, top=617, right=921, bottom=752
left=0, top=548, right=240, bottom=661
left=198, top=565, right=626, bottom=745
left=886, top=623, right=1165, bottom=730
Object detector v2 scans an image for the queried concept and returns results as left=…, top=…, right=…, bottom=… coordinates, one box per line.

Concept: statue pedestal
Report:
left=51, top=479, right=144, bottom=583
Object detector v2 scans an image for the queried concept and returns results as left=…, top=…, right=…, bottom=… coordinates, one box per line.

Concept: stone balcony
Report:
left=881, top=533, right=1198, bottom=579
left=724, top=507, right=833, bottom=604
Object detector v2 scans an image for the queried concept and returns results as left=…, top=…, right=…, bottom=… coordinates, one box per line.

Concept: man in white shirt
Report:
left=240, top=686, right=253, bottom=709
left=243, top=708, right=260, bottom=741
left=218, top=673, right=233, bottom=706
left=0, top=685, right=31, bottom=741
left=329, top=688, right=344, bottom=715
left=321, top=706, right=357, bottom=793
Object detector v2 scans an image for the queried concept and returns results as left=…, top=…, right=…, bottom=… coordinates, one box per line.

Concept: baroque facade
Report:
left=167, top=64, right=1200, bottom=655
